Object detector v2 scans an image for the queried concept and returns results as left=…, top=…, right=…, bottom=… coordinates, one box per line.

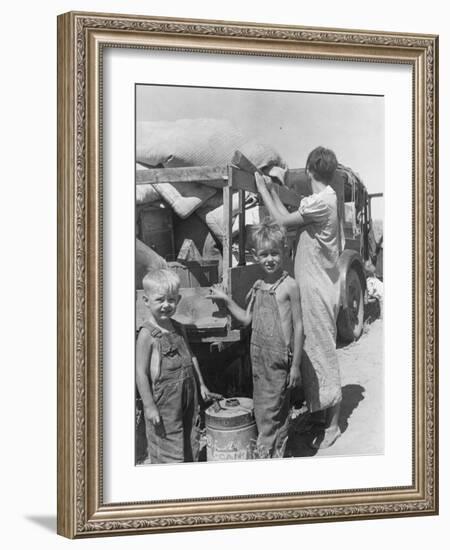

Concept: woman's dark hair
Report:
left=306, top=146, right=338, bottom=183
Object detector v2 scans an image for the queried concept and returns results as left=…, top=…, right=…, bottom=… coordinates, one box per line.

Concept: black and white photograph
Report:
left=134, top=84, right=384, bottom=465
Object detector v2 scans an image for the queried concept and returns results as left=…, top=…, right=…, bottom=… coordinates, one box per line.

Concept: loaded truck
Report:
left=134, top=153, right=382, bottom=462
left=136, top=154, right=382, bottom=344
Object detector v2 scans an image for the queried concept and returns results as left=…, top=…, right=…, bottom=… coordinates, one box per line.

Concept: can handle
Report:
left=225, top=398, right=240, bottom=407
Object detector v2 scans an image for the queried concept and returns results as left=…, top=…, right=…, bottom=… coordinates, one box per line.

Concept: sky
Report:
left=137, top=84, right=384, bottom=221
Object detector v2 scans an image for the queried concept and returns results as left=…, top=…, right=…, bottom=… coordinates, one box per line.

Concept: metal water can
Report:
left=205, top=397, right=257, bottom=461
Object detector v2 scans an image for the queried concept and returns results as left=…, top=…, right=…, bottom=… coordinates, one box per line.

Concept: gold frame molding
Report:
left=57, top=11, right=439, bottom=538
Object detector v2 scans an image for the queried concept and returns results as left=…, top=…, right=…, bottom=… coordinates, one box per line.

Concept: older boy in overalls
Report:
left=209, top=220, right=304, bottom=458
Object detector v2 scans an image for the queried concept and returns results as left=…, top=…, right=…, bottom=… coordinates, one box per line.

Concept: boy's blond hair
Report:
left=252, top=218, right=286, bottom=252
left=142, top=268, right=181, bottom=295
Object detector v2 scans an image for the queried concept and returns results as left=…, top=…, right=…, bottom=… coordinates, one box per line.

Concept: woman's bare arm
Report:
left=255, top=172, right=306, bottom=228
left=269, top=185, right=291, bottom=216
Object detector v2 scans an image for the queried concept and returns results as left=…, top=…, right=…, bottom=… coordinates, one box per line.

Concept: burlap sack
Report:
left=136, top=118, right=248, bottom=167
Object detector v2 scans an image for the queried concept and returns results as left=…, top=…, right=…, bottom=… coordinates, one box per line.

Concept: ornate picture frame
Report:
left=57, top=11, right=438, bottom=538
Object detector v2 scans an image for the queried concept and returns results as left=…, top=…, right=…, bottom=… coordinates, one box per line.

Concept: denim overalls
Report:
left=142, top=321, right=199, bottom=463
left=249, top=272, right=291, bottom=458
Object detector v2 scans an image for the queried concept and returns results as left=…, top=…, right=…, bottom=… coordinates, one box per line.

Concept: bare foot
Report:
left=310, top=426, right=341, bottom=449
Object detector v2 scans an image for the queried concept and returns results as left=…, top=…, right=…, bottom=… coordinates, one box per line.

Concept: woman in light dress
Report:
left=255, top=146, right=344, bottom=449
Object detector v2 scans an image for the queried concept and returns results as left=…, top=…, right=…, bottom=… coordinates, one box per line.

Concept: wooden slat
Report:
left=136, top=165, right=301, bottom=208
left=231, top=169, right=301, bottom=208
left=238, top=189, right=246, bottom=266
left=231, top=150, right=301, bottom=207
left=222, top=168, right=234, bottom=298
left=186, top=329, right=244, bottom=343
left=136, top=166, right=228, bottom=186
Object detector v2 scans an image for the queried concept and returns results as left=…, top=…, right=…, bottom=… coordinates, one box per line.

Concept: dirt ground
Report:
left=287, top=317, right=384, bottom=458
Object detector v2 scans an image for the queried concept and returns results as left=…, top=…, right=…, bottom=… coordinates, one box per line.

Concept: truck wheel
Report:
left=337, top=266, right=364, bottom=342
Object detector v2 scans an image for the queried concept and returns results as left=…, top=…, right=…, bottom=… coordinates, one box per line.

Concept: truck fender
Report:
left=337, top=250, right=366, bottom=309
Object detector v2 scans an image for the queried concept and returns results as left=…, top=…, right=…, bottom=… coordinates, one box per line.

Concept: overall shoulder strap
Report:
left=270, top=271, right=289, bottom=293
left=141, top=321, right=163, bottom=339
left=245, top=279, right=262, bottom=302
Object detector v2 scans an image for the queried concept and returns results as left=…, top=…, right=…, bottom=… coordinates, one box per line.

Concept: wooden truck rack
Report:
left=136, top=159, right=301, bottom=343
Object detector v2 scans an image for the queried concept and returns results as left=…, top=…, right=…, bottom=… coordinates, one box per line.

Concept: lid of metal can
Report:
left=205, top=397, right=255, bottom=430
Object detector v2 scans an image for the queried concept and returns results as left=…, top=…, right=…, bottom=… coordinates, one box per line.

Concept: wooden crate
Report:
left=137, top=202, right=175, bottom=260
left=169, top=260, right=219, bottom=288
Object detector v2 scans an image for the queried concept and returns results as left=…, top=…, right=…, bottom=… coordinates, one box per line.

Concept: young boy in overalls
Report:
left=136, top=268, right=219, bottom=463
left=208, top=220, right=304, bottom=458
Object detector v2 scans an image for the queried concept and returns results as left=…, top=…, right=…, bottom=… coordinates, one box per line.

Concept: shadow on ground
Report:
left=338, top=384, right=365, bottom=433
left=25, top=515, right=56, bottom=533
left=286, top=383, right=365, bottom=457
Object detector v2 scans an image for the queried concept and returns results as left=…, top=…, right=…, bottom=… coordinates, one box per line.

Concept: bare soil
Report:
left=287, top=318, right=384, bottom=458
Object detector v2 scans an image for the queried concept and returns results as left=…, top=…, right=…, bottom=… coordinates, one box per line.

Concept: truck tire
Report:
left=337, top=265, right=364, bottom=342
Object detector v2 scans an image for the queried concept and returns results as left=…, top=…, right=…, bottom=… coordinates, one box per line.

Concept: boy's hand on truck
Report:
left=206, top=284, right=229, bottom=303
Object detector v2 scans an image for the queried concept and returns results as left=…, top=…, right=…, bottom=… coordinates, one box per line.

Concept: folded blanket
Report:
left=151, top=181, right=217, bottom=219
left=136, top=163, right=161, bottom=205
left=195, top=193, right=241, bottom=242
left=136, top=163, right=217, bottom=215
left=238, top=141, right=288, bottom=172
